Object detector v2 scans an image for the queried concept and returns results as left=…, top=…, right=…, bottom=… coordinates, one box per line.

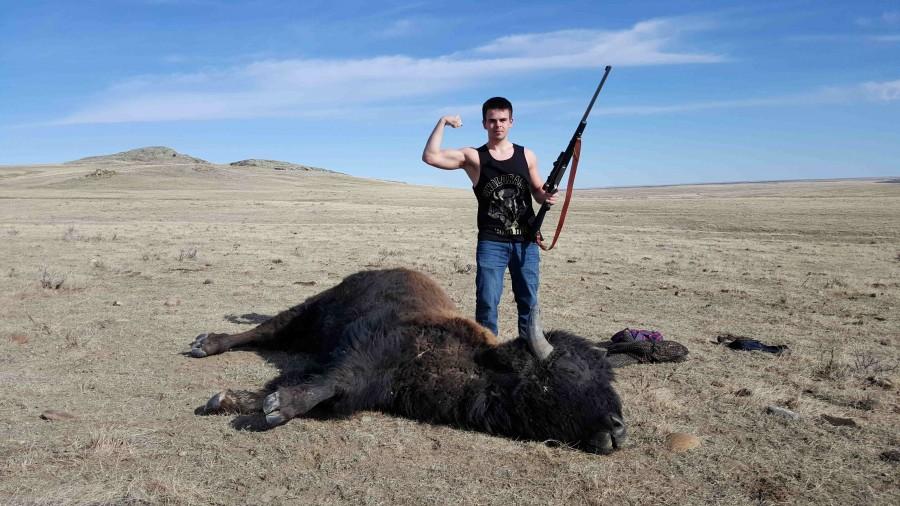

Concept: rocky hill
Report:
left=229, top=159, right=333, bottom=173
left=67, top=146, right=209, bottom=165
left=64, top=147, right=337, bottom=174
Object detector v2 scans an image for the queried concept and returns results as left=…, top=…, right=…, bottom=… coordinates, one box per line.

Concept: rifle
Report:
left=529, top=65, right=612, bottom=249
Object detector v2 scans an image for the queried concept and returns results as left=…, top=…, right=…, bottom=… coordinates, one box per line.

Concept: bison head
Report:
left=473, top=330, right=627, bottom=454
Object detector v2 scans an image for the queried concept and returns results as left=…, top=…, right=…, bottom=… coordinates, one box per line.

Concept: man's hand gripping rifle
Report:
left=529, top=65, right=612, bottom=249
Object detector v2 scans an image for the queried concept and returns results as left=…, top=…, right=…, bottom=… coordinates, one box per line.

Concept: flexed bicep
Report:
left=423, top=147, right=467, bottom=169
left=423, top=115, right=471, bottom=170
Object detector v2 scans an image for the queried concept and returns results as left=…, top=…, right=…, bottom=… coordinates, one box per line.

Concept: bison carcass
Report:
left=190, top=268, right=626, bottom=454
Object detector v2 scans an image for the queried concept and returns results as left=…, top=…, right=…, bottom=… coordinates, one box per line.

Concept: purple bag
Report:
left=611, top=328, right=664, bottom=343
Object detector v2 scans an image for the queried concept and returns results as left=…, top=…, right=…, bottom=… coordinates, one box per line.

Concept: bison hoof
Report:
left=190, top=333, right=209, bottom=358
left=263, top=392, right=286, bottom=427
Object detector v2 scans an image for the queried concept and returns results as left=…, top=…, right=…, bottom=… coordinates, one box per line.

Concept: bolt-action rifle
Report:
left=529, top=65, right=612, bottom=249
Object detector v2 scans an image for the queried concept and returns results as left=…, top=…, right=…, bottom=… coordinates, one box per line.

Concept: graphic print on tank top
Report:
left=481, top=173, right=530, bottom=237
left=474, top=144, right=535, bottom=242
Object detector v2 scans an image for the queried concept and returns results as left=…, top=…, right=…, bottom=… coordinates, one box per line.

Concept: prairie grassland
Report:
left=1, top=162, right=898, bottom=505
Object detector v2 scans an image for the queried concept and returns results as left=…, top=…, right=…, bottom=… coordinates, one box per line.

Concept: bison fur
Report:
left=190, top=268, right=626, bottom=454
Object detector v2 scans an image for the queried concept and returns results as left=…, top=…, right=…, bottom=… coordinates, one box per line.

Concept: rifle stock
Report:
left=529, top=65, right=612, bottom=240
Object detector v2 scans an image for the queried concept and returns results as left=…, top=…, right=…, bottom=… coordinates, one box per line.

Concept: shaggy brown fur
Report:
left=191, top=268, right=626, bottom=454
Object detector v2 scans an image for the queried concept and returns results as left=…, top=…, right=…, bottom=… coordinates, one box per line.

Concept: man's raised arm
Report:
left=422, top=115, right=467, bottom=170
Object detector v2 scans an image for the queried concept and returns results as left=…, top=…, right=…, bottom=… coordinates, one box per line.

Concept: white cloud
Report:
left=376, top=18, right=418, bottom=38
left=860, top=80, right=900, bottom=101
left=161, top=54, right=189, bottom=64
left=856, top=10, right=900, bottom=27
left=596, top=97, right=790, bottom=116
left=55, top=17, right=724, bottom=124
left=472, top=18, right=722, bottom=65
left=870, top=34, right=900, bottom=42
left=594, top=79, right=900, bottom=116
left=786, top=33, right=855, bottom=43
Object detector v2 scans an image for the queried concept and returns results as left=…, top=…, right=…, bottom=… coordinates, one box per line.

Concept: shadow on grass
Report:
left=224, top=313, right=273, bottom=325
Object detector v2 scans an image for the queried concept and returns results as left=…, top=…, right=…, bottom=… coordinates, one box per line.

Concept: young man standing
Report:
left=422, top=97, right=557, bottom=343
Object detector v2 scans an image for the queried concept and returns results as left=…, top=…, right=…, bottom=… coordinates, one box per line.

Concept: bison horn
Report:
left=524, top=304, right=554, bottom=360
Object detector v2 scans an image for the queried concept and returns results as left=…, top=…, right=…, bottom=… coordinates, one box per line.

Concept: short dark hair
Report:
left=482, top=97, right=513, bottom=121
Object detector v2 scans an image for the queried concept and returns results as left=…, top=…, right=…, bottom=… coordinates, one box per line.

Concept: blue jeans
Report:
left=475, top=240, right=540, bottom=338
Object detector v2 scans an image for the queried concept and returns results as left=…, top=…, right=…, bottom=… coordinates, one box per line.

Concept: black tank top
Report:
left=473, top=143, right=535, bottom=242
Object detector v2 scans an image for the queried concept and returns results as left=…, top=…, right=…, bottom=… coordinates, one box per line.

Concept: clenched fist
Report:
left=443, top=115, right=463, bottom=128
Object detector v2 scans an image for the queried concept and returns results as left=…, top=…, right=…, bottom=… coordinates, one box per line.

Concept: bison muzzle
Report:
left=190, top=268, right=627, bottom=454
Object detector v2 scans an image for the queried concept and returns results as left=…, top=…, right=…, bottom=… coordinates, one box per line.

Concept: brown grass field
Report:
left=1, top=155, right=898, bottom=505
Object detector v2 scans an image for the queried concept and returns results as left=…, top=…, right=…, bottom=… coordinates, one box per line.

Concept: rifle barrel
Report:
left=579, top=65, right=612, bottom=125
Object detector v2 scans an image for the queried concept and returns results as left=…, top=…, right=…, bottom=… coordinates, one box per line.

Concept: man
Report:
left=422, top=97, right=557, bottom=343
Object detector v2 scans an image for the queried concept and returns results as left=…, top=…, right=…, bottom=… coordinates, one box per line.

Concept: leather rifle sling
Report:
left=536, top=138, right=581, bottom=251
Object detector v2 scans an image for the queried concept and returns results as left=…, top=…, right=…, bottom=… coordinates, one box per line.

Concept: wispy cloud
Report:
left=597, top=98, right=790, bottom=116
left=472, top=18, right=722, bottom=65
left=375, top=18, right=419, bottom=38
left=54, top=17, right=723, bottom=125
left=856, top=10, right=900, bottom=27
left=433, top=98, right=573, bottom=121
left=785, top=33, right=857, bottom=43
left=787, top=32, right=900, bottom=44
left=130, top=0, right=226, bottom=6
left=161, top=54, right=189, bottom=64
left=595, top=80, right=900, bottom=116
left=860, top=79, right=900, bottom=101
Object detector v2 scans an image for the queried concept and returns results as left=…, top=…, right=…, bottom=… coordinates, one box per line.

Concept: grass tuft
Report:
left=62, top=225, right=103, bottom=242
left=851, top=351, right=898, bottom=377
left=39, top=266, right=66, bottom=289
left=813, top=348, right=849, bottom=382
left=177, top=247, right=198, bottom=261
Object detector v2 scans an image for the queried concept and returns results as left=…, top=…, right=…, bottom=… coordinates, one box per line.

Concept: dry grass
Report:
left=1, top=161, right=898, bottom=505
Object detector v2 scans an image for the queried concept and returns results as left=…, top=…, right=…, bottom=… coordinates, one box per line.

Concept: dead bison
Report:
left=190, top=268, right=626, bottom=454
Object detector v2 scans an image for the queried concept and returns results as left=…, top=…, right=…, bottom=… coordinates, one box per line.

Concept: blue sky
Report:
left=1, top=0, right=898, bottom=187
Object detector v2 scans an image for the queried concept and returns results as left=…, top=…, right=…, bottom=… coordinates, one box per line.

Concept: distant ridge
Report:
left=67, top=146, right=209, bottom=165
left=580, top=176, right=900, bottom=191
left=63, top=147, right=338, bottom=174
left=229, top=159, right=334, bottom=173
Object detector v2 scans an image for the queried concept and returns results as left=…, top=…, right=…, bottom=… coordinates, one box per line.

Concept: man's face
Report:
left=483, top=108, right=513, bottom=141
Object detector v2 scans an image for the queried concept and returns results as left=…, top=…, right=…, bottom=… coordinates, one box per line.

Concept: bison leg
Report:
left=190, top=300, right=313, bottom=357
left=263, top=380, right=336, bottom=427
left=190, top=330, right=275, bottom=358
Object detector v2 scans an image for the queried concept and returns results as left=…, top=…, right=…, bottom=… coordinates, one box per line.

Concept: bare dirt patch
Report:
left=1, top=164, right=898, bottom=505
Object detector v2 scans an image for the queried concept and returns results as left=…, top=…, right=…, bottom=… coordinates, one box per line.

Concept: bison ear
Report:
left=524, top=304, right=554, bottom=360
